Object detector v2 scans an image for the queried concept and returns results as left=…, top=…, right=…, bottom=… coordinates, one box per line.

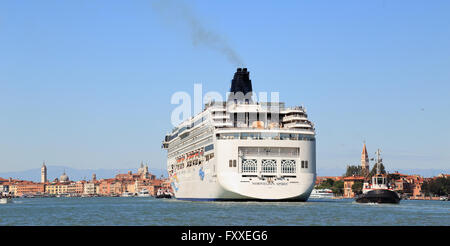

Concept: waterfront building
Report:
left=98, top=179, right=123, bottom=196
left=126, top=180, right=138, bottom=194
left=67, top=182, right=77, bottom=194
left=95, top=164, right=162, bottom=196
left=343, top=176, right=365, bottom=198
left=98, top=179, right=110, bottom=196
left=137, top=162, right=155, bottom=180
left=411, top=176, right=425, bottom=198
left=384, top=172, right=428, bottom=199
left=15, top=181, right=45, bottom=197
left=41, top=162, right=47, bottom=183
left=438, top=174, right=450, bottom=179
left=0, top=184, right=9, bottom=194
left=8, top=183, right=17, bottom=196
left=46, top=182, right=69, bottom=195
left=83, top=182, right=98, bottom=195
left=75, top=181, right=85, bottom=194
left=0, top=178, right=9, bottom=194
left=116, top=171, right=141, bottom=181
left=1, top=162, right=166, bottom=197
left=161, top=178, right=172, bottom=191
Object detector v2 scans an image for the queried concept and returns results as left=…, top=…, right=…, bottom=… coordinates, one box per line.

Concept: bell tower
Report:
left=41, top=162, right=47, bottom=183
left=361, top=143, right=370, bottom=175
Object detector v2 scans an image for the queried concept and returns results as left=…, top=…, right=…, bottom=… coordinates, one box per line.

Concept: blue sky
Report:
left=0, top=0, right=449, bottom=173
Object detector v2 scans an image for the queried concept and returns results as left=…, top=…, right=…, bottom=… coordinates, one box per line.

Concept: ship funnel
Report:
left=228, top=68, right=253, bottom=103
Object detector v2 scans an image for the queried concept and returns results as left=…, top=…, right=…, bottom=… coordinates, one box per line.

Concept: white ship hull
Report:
left=170, top=138, right=316, bottom=201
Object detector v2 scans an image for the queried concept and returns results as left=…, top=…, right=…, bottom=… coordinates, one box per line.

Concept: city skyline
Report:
left=1, top=0, right=449, bottom=173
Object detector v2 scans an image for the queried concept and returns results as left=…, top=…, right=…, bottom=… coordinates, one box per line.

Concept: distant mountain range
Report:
left=317, top=167, right=449, bottom=178
left=0, top=166, right=167, bottom=183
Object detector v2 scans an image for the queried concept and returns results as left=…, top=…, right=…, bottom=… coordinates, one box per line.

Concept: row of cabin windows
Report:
left=172, top=153, right=214, bottom=171
left=187, top=160, right=202, bottom=167
left=238, top=159, right=309, bottom=173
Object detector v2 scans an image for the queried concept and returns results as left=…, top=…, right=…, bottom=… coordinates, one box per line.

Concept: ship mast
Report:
left=376, top=149, right=382, bottom=176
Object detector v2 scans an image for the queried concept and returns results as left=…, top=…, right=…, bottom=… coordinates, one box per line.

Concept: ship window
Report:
left=229, top=160, right=233, bottom=167
left=260, top=132, right=279, bottom=140
left=242, top=159, right=257, bottom=173
left=261, top=159, right=277, bottom=173
left=280, top=133, right=298, bottom=140
left=233, top=160, right=237, bottom=167
left=240, top=133, right=261, bottom=140
left=301, top=161, right=309, bottom=168
left=220, top=133, right=239, bottom=139
left=205, top=144, right=214, bottom=152
left=281, top=160, right=296, bottom=174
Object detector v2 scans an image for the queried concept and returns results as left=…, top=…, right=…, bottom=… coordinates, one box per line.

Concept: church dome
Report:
left=60, top=172, right=69, bottom=182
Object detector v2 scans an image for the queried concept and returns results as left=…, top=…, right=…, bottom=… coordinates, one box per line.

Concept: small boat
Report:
left=356, top=149, right=401, bottom=204
left=0, top=195, right=12, bottom=204
left=310, top=189, right=334, bottom=199
left=137, top=189, right=151, bottom=197
left=440, top=196, right=448, bottom=201
left=121, top=192, right=135, bottom=197
left=155, top=189, right=173, bottom=199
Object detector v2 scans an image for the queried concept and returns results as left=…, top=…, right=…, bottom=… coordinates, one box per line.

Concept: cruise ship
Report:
left=162, top=68, right=316, bottom=201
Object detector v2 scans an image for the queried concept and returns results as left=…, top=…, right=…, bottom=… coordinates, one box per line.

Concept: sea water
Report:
left=0, top=197, right=448, bottom=226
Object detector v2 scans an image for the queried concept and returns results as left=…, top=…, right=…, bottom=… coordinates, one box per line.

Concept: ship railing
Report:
left=239, top=147, right=300, bottom=158
left=216, top=132, right=315, bottom=141
left=282, top=115, right=308, bottom=122
left=216, top=127, right=315, bottom=132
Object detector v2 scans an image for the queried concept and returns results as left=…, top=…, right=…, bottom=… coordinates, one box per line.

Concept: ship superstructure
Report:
left=162, top=68, right=316, bottom=201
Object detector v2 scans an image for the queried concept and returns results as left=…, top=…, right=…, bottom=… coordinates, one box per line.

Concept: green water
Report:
left=0, top=197, right=448, bottom=226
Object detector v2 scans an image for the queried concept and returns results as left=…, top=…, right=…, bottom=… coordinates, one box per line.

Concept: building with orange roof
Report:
left=343, top=176, right=366, bottom=198
left=46, top=182, right=69, bottom=195
left=83, top=181, right=99, bottom=195
left=389, top=172, right=427, bottom=198
left=15, top=181, right=45, bottom=197
left=438, top=173, right=450, bottom=179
